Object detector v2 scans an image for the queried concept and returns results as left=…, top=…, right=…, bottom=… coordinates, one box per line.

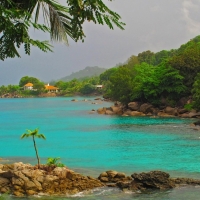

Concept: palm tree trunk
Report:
left=32, top=136, right=40, bottom=168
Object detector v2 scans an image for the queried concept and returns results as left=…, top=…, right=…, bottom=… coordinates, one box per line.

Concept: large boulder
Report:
left=139, top=103, right=154, bottom=114
left=105, top=110, right=114, bottom=115
left=110, top=106, right=123, bottom=115
left=128, top=102, right=140, bottom=111
left=157, top=112, right=174, bottom=117
left=178, top=108, right=188, bottom=115
left=98, top=170, right=132, bottom=185
left=164, top=106, right=178, bottom=116
left=180, top=113, right=190, bottom=118
left=188, top=112, right=200, bottom=118
left=130, top=171, right=175, bottom=191
left=130, top=111, right=145, bottom=116
left=123, top=110, right=132, bottom=116
left=97, top=107, right=107, bottom=114
left=181, top=111, right=200, bottom=118
left=0, top=177, right=11, bottom=193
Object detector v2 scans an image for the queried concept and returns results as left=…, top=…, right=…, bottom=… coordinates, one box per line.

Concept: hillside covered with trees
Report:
left=100, top=35, right=200, bottom=110
left=59, top=66, right=107, bottom=82
left=1, top=35, right=200, bottom=110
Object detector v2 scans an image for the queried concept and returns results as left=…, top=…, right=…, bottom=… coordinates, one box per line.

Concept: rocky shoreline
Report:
left=1, top=163, right=200, bottom=197
left=97, top=101, right=200, bottom=119
left=0, top=162, right=103, bottom=197
left=2, top=95, right=200, bottom=119
left=0, top=93, right=58, bottom=98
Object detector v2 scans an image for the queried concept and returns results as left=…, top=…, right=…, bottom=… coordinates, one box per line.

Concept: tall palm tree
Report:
left=21, top=128, right=46, bottom=168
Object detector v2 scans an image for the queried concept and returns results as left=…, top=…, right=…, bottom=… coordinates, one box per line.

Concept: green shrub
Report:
left=184, top=103, right=194, bottom=111
left=46, top=157, right=65, bottom=167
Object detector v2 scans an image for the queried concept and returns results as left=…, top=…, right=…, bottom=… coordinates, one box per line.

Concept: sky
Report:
left=1, top=0, right=200, bottom=85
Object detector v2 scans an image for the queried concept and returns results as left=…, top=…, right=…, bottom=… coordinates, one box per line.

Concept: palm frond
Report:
left=34, top=1, right=41, bottom=23
left=21, top=128, right=42, bottom=138
left=37, top=134, right=46, bottom=140
left=48, top=4, right=69, bottom=44
left=21, top=133, right=29, bottom=139
left=35, top=0, right=73, bottom=44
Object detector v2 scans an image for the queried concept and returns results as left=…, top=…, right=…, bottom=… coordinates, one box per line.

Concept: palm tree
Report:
left=1, top=0, right=125, bottom=60
left=3, top=0, right=124, bottom=43
left=21, top=128, right=46, bottom=168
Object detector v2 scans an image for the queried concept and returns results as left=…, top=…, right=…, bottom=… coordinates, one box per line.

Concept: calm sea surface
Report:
left=1, top=97, right=200, bottom=199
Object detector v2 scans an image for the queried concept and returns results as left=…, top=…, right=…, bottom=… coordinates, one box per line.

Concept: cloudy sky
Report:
left=1, top=0, right=200, bottom=85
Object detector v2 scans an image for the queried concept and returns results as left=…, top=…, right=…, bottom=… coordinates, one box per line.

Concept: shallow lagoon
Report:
left=1, top=97, right=200, bottom=199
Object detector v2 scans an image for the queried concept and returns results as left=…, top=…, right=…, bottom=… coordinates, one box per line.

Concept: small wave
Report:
left=65, top=187, right=121, bottom=198
left=69, top=191, right=87, bottom=197
left=93, top=187, right=120, bottom=196
left=124, top=190, right=136, bottom=194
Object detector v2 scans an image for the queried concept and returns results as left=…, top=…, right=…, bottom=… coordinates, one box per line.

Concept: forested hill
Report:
left=2, top=35, right=200, bottom=109
left=59, top=66, right=107, bottom=81
left=125, top=35, right=200, bottom=67
left=99, top=35, right=200, bottom=110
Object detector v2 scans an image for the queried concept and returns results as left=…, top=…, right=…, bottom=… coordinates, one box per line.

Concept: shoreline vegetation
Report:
left=1, top=162, right=200, bottom=197
left=2, top=35, right=200, bottom=114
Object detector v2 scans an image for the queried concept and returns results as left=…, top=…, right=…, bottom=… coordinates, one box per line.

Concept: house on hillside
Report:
left=24, top=83, right=33, bottom=90
left=95, top=85, right=103, bottom=89
left=45, top=83, right=59, bottom=93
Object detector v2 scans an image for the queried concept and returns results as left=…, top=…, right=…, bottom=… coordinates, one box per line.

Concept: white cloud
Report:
left=182, top=0, right=200, bottom=35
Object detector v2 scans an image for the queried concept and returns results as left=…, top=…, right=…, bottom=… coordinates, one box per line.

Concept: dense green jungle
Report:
left=1, top=35, right=200, bottom=110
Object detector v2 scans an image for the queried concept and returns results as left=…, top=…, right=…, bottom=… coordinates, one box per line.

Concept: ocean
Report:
left=0, top=97, right=200, bottom=199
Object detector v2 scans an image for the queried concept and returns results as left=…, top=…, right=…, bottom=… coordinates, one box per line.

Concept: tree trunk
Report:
left=33, top=136, right=40, bottom=168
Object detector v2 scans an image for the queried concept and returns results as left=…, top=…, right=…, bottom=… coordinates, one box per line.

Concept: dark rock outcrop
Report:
left=130, top=171, right=175, bottom=191
left=98, top=170, right=200, bottom=193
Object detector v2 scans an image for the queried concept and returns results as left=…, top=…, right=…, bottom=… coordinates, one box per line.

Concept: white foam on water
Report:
left=92, top=187, right=120, bottom=196
left=68, top=191, right=86, bottom=197
left=66, top=187, right=122, bottom=198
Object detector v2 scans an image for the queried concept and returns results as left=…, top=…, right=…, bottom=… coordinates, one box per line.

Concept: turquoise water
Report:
left=1, top=97, right=200, bottom=199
